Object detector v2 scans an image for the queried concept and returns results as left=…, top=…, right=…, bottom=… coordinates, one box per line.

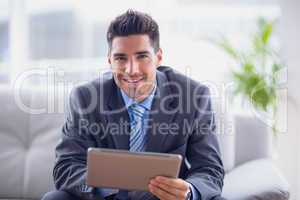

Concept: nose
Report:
left=125, top=58, right=139, bottom=75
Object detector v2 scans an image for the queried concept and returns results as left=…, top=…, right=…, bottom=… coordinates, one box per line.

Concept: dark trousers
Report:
left=41, top=190, right=116, bottom=200
left=42, top=190, right=226, bottom=200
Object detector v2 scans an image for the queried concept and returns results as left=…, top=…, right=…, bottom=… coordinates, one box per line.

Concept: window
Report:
left=0, top=0, right=10, bottom=82
left=2, top=0, right=280, bottom=85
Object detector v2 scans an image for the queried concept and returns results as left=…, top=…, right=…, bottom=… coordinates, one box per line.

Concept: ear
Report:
left=155, top=48, right=163, bottom=66
left=107, top=52, right=112, bottom=65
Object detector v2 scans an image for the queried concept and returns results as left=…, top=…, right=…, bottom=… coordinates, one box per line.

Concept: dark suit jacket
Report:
left=53, top=66, right=225, bottom=200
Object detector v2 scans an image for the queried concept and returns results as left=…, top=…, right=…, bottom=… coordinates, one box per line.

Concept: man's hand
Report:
left=148, top=176, right=191, bottom=200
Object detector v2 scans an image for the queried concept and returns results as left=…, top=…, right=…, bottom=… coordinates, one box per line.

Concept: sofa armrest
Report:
left=222, top=159, right=290, bottom=200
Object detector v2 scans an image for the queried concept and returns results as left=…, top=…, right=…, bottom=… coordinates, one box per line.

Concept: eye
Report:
left=137, top=54, right=148, bottom=59
left=115, top=57, right=127, bottom=61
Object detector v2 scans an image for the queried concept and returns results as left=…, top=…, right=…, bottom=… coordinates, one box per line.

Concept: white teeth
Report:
left=124, top=78, right=142, bottom=83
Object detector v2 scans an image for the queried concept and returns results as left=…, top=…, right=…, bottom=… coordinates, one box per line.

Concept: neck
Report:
left=129, top=82, right=156, bottom=103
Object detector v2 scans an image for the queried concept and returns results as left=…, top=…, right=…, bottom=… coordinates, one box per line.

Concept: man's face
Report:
left=108, top=34, right=162, bottom=102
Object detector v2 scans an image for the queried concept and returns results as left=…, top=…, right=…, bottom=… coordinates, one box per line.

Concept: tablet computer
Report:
left=86, top=148, right=182, bottom=191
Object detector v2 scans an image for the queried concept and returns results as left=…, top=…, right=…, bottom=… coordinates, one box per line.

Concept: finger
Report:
left=155, top=176, right=189, bottom=190
left=149, top=184, right=177, bottom=200
left=150, top=179, right=186, bottom=199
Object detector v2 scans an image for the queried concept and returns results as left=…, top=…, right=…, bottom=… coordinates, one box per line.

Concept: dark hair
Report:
left=107, top=9, right=160, bottom=52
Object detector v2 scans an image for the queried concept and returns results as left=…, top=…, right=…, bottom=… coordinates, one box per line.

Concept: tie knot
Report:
left=129, top=104, right=146, bottom=119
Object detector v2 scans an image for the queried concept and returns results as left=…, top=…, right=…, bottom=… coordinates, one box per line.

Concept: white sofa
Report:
left=0, top=84, right=290, bottom=200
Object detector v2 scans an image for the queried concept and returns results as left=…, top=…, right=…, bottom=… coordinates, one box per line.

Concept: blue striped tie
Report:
left=129, top=104, right=147, bottom=152
left=115, top=103, right=146, bottom=200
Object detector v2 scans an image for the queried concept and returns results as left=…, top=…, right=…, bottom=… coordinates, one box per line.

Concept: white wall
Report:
left=278, top=0, right=300, bottom=199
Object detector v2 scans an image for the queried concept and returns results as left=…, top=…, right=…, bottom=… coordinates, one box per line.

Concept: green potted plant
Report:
left=212, top=18, right=283, bottom=135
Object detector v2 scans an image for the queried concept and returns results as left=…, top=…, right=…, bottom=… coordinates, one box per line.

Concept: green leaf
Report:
left=253, top=33, right=263, bottom=51
left=272, top=63, right=282, bottom=73
left=252, top=18, right=274, bottom=56
left=251, top=86, right=270, bottom=111
left=215, top=38, right=240, bottom=60
left=243, top=62, right=255, bottom=73
left=261, top=21, right=273, bottom=45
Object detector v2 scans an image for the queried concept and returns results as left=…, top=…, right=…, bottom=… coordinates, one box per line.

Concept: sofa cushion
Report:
left=0, top=86, right=32, bottom=199
left=0, top=86, right=65, bottom=199
left=25, top=87, right=65, bottom=199
left=215, top=112, right=235, bottom=172
left=234, top=115, right=273, bottom=166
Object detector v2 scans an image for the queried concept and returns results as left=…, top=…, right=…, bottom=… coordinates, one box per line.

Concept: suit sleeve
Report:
left=185, top=86, right=225, bottom=200
left=53, top=87, right=112, bottom=200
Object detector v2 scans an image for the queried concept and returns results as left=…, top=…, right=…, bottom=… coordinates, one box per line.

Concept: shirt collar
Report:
left=120, top=84, right=156, bottom=111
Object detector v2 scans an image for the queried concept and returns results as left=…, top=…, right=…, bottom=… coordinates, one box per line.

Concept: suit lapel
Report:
left=106, top=79, right=130, bottom=150
left=146, top=71, right=177, bottom=153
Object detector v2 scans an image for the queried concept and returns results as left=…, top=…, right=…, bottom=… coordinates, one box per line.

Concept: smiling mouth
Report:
left=123, top=77, right=144, bottom=83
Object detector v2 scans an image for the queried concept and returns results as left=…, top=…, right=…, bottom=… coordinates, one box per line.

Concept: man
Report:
left=42, top=10, right=224, bottom=200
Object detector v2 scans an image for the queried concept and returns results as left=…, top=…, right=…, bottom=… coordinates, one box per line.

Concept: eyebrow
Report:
left=113, top=53, right=127, bottom=57
left=112, top=51, right=151, bottom=57
left=135, top=51, right=151, bottom=55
